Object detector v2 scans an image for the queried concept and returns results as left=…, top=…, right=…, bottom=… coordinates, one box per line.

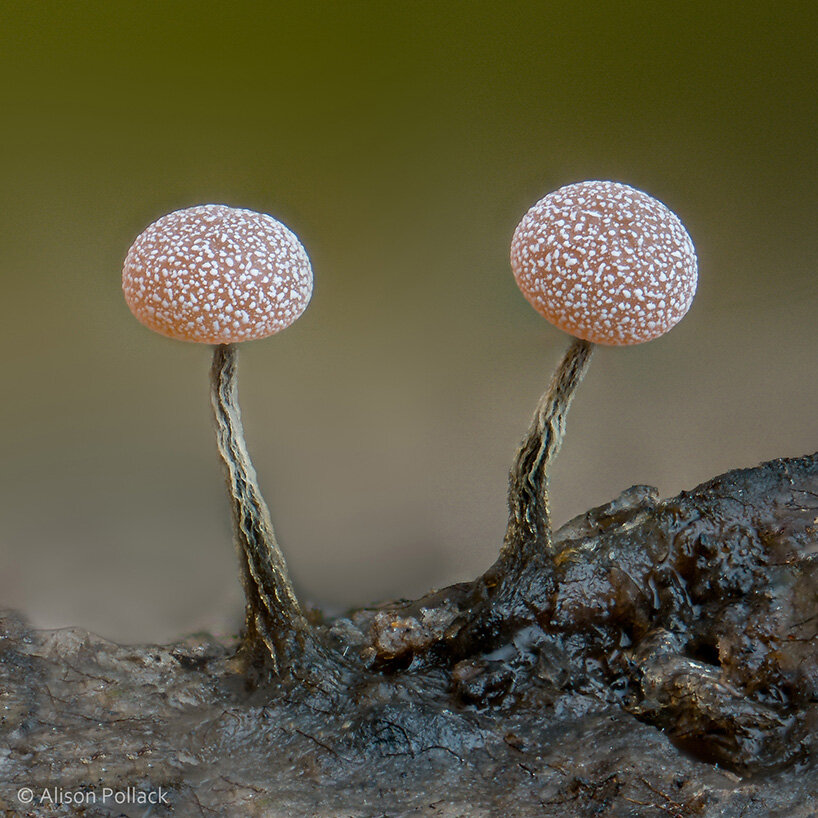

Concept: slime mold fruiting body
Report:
left=510, top=180, right=697, bottom=346
left=123, top=204, right=318, bottom=673
left=503, top=181, right=698, bottom=568
left=123, top=204, right=312, bottom=344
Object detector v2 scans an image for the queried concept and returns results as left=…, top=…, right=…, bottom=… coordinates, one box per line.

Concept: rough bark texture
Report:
left=2, top=453, right=817, bottom=817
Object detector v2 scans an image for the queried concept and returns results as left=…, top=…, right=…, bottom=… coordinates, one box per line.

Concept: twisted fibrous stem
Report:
left=442, top=338, right=595, bottom=650
left=210, top=343, right=317, bottom=674
left=501, top=338, right=594, bottom=569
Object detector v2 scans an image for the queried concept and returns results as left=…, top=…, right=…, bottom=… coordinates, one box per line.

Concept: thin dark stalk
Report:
left=210, top=343, right=315, bottom=673
left=439, top=338, right=595, bottom=653
left=502, top=338, right=594, bottom=567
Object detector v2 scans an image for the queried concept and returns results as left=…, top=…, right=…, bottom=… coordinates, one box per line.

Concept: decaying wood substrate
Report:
left=1, top=451, right=817, bottom=817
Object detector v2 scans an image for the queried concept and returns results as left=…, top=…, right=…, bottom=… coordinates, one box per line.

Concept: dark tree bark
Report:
left=2, top=452, right=817, bottom=817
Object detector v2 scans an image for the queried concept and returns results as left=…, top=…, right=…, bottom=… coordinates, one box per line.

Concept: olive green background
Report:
left=1, top=1, right=815, bottom=642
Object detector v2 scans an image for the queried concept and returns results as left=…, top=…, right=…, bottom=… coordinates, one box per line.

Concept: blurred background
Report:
left=0, top=1, right=815, bottom=643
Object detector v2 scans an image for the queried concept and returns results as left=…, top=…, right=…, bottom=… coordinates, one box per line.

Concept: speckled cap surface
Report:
left=123, top=204, right=313, bottom=344
left=510, top=181, right=697, bottom=346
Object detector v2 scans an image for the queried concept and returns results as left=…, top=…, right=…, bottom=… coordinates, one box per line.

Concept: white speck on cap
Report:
left=510, top=181, right=697, bottom=346
left=122, top=204, right=313, bottom=344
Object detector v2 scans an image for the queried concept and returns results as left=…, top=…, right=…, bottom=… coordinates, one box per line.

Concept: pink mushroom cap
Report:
left=122, top=204, right=313, bottom=344
left=510, top=181, right=697, bottom=346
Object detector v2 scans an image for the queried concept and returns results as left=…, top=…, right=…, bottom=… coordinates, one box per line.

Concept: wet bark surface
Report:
left=2, top=453, right=817, bottom=817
